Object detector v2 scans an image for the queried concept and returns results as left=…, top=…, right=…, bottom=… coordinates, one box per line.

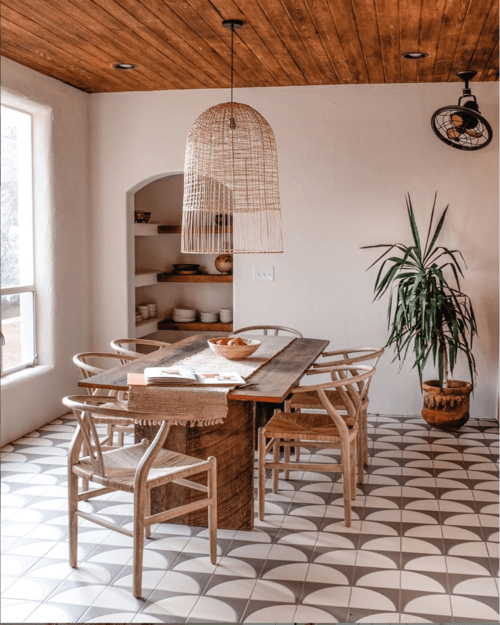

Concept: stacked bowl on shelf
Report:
left=220, top=308, right=233, bottom=324
left=199, top=311, right=219, bottom=323
left=137, top=302, right=157, bottom=323
left=172, top=308, right=196, bottom=323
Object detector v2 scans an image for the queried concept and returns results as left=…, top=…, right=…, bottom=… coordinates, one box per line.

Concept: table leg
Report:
left=136, top=399, right=255, bottom=531
left=255, top=401, right=283, bottom=429
left=254, top=401, right=284, bottom=450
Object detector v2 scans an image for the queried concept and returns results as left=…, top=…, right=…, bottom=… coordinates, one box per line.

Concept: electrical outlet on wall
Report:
left=253, top=267, right=274, bottom=281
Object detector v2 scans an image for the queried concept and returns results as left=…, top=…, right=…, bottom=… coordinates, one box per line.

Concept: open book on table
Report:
left=143, top=367, right=246, bottom=386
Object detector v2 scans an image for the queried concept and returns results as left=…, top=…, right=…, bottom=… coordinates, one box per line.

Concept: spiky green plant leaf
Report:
left=363, top=194, right=477, bottom=390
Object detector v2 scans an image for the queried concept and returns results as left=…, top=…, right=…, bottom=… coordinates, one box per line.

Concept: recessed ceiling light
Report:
left=112, top=63, right=137, bottom=70
left=402, top=52, right=429, bottom=60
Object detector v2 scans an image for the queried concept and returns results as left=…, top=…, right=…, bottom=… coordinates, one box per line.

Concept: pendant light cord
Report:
left=230, top=25, right=234, bottom=103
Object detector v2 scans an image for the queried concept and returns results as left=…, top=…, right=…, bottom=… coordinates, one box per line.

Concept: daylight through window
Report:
left=1, top=105, right=36, bottom=374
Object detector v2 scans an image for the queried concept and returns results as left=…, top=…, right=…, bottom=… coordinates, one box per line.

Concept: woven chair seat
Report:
left=263, top=412, right=356, bottom=442
left=72, top=442, right=210, bottom=493
left=288, top=390, right=366, bottom=412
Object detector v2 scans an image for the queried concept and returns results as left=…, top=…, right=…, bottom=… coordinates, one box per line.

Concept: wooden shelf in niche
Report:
left=135, top=270, right=162, bottom=288
left=134, top=224, right=233, bottom=235
left=157, top=225, right=182, bottom=234
left=135, top=316, right=161, bottom=338
left=157, top=273, right=232, bottom=283
left=158, top=319, right=233, bottom=332
left=134, top=223, right=179, bottom=236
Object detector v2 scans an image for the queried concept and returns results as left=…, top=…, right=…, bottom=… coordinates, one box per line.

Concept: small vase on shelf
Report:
left=214, top=254, right=233, bottom=275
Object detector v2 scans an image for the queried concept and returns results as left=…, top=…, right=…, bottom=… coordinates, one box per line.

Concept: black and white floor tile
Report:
left=1, top=413, right=498, bottom=623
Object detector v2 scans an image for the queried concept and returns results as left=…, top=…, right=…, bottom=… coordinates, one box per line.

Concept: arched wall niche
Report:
left=127, top=172, right=233, bottom=343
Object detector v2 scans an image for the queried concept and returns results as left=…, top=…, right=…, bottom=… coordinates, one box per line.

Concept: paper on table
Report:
left=143, top=367, right=246, bottom=386
left=144, top=367, right=196, bottom=385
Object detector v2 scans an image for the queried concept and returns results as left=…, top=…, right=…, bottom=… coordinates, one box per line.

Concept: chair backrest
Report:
left=231, top=325, right=303, bottom=338
left=314, top=346, right=385, bottom=367
left=73, top=352, right=136, bottom=396
left=62, top=395, right=193, bottom=478
left=110, top=338, right=171, bottom=359
left=294, top=365, right=376, bottom=433
left=314, top=346, right=384, bottom=394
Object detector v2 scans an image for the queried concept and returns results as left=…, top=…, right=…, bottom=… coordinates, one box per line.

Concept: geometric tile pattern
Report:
left=1, top=413, right=498, bottom=623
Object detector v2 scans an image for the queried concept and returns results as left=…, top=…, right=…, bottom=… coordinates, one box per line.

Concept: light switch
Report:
left=253, top=267, right=274, bottom=281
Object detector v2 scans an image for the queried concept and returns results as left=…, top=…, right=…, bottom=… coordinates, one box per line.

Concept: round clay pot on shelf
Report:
left=421, top=380, right=472, bottom=430
left=214, top=254, right=233, bottom=275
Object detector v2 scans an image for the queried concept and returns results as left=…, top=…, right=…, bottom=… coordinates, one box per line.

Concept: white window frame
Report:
left=1, top=90, right=54, bottom=381
left=1, top=104, right=37, bottom=375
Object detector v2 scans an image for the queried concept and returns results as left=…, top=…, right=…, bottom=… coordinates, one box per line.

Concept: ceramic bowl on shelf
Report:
left=172, top=264, right=200, bottom=275
left=200, top=312, right=219, bottom=323
left=134, top=210, right=151, bottom=223
left=138, top=306, right=150, bottom=319
left=207, top=337, right=260, bottom=360
left=172, top=307, right=196, bottom=322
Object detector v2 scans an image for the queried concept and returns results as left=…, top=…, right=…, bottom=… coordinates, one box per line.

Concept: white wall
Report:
left=1, top=58, right=90, bottom=446
left=89, top=81, right=498, bottom=418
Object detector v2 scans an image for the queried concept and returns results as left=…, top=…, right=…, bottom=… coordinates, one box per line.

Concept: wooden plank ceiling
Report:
left=1, top=0, right=498, bottom=93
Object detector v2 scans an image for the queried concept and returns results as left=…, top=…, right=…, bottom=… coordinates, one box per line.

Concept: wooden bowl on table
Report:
left=208, top=337, right=261, bottom=360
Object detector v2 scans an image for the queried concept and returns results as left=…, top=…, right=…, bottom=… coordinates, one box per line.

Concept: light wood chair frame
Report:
left=285, top=347, right=384, bottom=467
left=110, top=338, right=172, bottom=360
left=73, top=352, right=137, bottom=449
left=63, top=395, right=217, bottom=598
left=259, top=365, right=375, bottom=527
left=231, top=325, right=303, bottom=338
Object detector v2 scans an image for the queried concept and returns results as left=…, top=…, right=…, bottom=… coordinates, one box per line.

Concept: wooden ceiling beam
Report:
left=480, top=40, right=499, bottom=81
left=2, top=0, right=155, bottom=92
left=1, top=15, right=124, bottom=92
left=90, top=0, right=216, bottom=89
left=351, top=0, right=386, bottom=83
left=45, top=0, right=184, bottom=90
left=156, top=0, right=260, bottom=87
left=303, top=0, right=355, bottom=83
left=187, top=0, right=280, bottom=87
left=449, top=0, right=496, bottom=80
left=254, top=0, right=326, bottom=84
left=224, top=0, right=306, bottom=84
left=0, top=0, right=496, bottom=92
left=375, top=0, right=402, bottom=84
left=470, top=0, right=499, bottom=81
left=399, top=0, right=421, bottom=83
left=325, top=0, right=369, bottom=83
left=417, top=0, right=447, bottom=83
left=432, top=0, right=470, bottom=83
left=113, top=0, right=235, bottom=88
left=279, top=0, right=339, bottom=84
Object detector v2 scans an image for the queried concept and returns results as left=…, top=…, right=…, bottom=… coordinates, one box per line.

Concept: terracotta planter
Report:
left=422, top=379, right=472, bottom=430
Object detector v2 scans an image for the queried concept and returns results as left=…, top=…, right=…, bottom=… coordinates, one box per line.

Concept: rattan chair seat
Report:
left=73, top=442, right=210, bottom=493
left=264, top=411, right=356, bottom=442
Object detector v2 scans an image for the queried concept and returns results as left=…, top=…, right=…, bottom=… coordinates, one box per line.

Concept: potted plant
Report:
left=363, top=194, right=477, bottom=430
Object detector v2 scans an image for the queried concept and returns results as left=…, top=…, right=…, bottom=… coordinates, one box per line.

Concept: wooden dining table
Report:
left=78, top=334, right=328, bottom=530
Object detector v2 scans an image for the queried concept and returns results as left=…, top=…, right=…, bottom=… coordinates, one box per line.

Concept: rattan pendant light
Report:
left=181, top=19, right=283, bottom=254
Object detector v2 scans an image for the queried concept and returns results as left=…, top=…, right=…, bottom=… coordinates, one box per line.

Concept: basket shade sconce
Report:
left=181, top=20, right=283, bottom=254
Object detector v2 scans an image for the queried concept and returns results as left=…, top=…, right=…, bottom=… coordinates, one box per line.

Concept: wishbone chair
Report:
left=258, top=365, right=376, bottom=527
left=63, top=395, right=217, bottom=598
left=285, top=347, right=384, bottom=469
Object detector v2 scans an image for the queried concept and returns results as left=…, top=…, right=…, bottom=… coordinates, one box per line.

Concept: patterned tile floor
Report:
left=1, top=413, right=498, bottom=623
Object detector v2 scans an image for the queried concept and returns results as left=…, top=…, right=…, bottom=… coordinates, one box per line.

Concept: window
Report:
left=1, top=105, right=36, bottom=374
